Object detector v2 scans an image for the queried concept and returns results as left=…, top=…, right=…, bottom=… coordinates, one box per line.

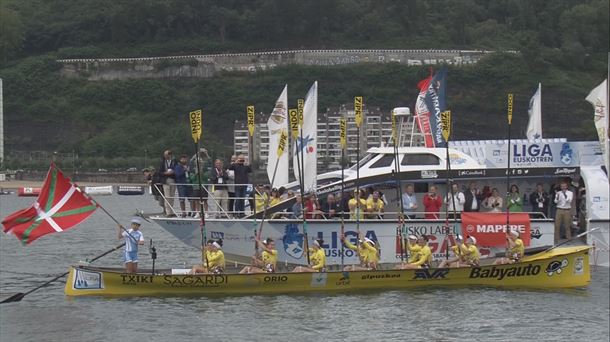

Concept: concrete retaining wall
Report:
left=57, top=49, right=503, bottom=80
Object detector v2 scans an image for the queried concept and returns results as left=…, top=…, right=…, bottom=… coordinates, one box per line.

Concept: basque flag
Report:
left=424, top=67, right=448, bottom=147
left=2, top=163, right=97, bottom=245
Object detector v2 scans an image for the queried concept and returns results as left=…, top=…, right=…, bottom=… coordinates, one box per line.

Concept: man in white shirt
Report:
left=446, top=183, right=466, bottom=219
left=553, top=181, right=573, bottom=243
left=401, top=184, right=418, bottom=219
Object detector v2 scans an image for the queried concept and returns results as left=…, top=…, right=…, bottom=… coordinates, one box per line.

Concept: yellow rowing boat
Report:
left=64, top=246, right=591, bottom=297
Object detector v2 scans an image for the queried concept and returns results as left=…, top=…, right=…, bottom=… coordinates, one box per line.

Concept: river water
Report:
left=0, top=194, right=608, bottom=342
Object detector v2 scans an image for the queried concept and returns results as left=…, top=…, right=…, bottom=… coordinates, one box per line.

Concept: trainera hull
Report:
left=64, top=246, right=590, bottom=297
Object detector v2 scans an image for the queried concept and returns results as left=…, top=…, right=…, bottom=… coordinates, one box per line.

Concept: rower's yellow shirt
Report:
left=509, top=238, right=524, bottom=259
left=344, top=239, right=379, bottom=264
left=411, top=245, right=432, bottom=267
left=205, top=250, right=225, bottom=269
left=348, top=198, right=366, bottom=220
left=255, top=193, right=269, bottom=213
left=308, top=248, right=326, bottom=271
left=460, top=244, right=480, bottom=264
left=407, top=241, right=422, bottom=263
left=451, top=245, right=463, bottom=259
left=262, top=249, right=278, bottom=267
left=365, top=198, right=384, bottom=218
left=269, top=197, right=281, bottom=207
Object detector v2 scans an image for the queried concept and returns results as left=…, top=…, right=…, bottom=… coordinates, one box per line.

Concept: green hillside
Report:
left=1, top=0, right=608, bottom=170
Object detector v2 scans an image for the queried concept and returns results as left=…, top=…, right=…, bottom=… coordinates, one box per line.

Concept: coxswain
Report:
left=239, top=238, right=278, bottom=274
left=191, top=239, right=225, bottom=274
left=341, top=233, right=379, bottom=271
left=494, top=229, right=524, bottom=265
left=396, top=235, right=432, bottom=269
left=291, top=239, right=326, bottom=272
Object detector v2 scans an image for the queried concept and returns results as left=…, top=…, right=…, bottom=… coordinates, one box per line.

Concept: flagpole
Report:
left=354, top=96, right=363, bottom=249
left=441, top=110, right=453, bottom=261
left=296, top=99, right=310, bottom=265
left=506, top=94, right=514, bottom=234
left=391, top=110, right=405, bottom=262
left=188, top=109, right=207, bottom=268
left=339, top=116, right=347, bottom=269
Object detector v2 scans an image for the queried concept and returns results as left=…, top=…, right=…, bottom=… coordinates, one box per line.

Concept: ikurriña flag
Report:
left=2, top=163, right=97, bottom=245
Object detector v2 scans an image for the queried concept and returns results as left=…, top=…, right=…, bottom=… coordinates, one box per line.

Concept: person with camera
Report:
left=423, top=185, right=442, bottom=219
left=483, top=188, right=503, bottom=212
left=228, top=154, right=252, bottom=218
left=529, top=183, right=550, bottom=218
left=553, top=180, right=574, bottom=243
left=445, top=183, right=466, bottom=219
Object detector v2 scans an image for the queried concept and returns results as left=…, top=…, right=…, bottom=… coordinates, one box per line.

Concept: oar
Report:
left=1, top=243, right=125, bottom=304
left=339, top=116, right=347, bottom=269
left=543, top=227, right=600, bottom=254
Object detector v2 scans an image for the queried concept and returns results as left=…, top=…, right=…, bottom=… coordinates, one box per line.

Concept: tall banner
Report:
left=423, top=67, right=448, bottom=148
left=526, top=83, right=542, bottom=140
left=266, top=85, right=289, bottom=188
left=461, top=212, right=531, bottom=247
left=415, top=74, right=434, bottom=147
left=585, top=79, right=609, bottom=174
left=293, top=81, right=318, bottom=192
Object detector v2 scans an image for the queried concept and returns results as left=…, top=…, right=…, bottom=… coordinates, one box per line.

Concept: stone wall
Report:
left=57, top=49, right=502, bottom=80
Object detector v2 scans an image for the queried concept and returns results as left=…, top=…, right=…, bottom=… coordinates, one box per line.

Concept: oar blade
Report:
left=0, top=292, right=25, bottom=304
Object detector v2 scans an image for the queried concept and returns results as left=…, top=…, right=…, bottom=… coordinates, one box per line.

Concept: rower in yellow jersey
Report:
left=494, top=229, right=525, bottom=265
left=405, top=235, right=421, bottom=263
left=292, top=239, right=326, bottom=273
left=438, top=235, right=465, bottom=268
left=239, top=238, right=278, bottom=274
left=341, top=233, right=379, bottom=271
left=396, top=235, right=432, bottom=269
left=191, top=239, right=226, bottom=274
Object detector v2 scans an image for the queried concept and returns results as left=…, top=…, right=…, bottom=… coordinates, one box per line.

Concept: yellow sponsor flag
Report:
left=289, top=109, right=299, bottom=139
left=247, top=105, right=255, bottom=137
left=507, top=93, right=514, bottom=125
left=277, top=129, right=288, bottom=157
left=340, top=117, right=347, bottom=149
left=189, top=109, right=202, bottom=143
left=354, top=96, right=363, bottom=128
left=391, top=110, right=397, bottom=142
left=441, top=110, right=451, bottom=142
left=297, top=99, right=304, bottom=127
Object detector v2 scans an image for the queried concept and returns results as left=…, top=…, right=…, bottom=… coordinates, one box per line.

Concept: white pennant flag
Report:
left=526, top=83, right=542, bottom=140
left=266, top=85, right=289, bottom=188
left=293, top=81, right=318, bottom=193
left=586, top=79, right=609, bottom=173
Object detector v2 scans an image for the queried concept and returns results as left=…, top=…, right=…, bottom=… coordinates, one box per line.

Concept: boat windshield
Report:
left=348, top=153, right=376, bottom=170
left=401, top=153, right=441, bottom=166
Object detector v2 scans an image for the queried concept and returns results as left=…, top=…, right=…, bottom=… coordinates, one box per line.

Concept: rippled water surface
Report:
left=1, top=194, right=608, bottom=342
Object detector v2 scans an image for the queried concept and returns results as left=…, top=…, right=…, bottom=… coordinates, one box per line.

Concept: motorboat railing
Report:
left=150, top=182, right=550, bottom=220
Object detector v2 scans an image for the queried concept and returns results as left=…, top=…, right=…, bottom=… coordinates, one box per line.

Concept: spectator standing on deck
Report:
left=464, top=182, right=483, bottom=212
left=210, top=159, right=229, bottom=218
left=529, top=183, right=550, bottom=218
left=158, top=150, right=178, bottom=217
left=423, top=185, right=442, bottom=219
left=446, top=183, right=465, bottom=219
left=554, top=181, right=574, bottom=243
left=229, top=154, right=252, bottom=218
left=402, top=184, right=418, bottom=219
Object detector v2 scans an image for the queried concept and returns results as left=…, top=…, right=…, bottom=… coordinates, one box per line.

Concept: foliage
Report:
left=0, top=0, right=607, bottom=170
